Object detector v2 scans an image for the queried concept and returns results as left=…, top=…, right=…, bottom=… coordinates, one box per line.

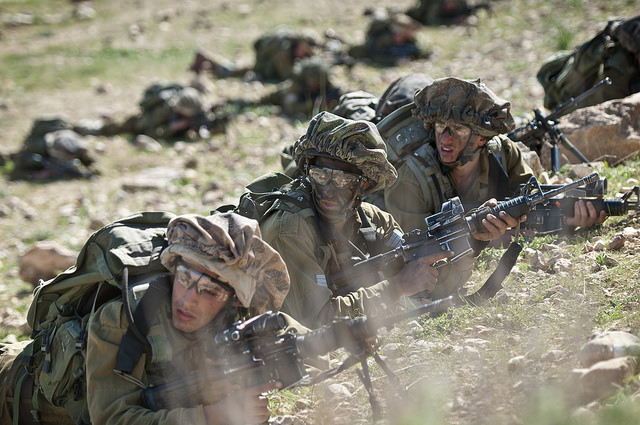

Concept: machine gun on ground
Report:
left=328, top=173, right=600, bottom=296
left=520, top=178, right=639, bottom=234
left=141, top=296, right=454, bottom=420
left=508, top=78, right=612, bottom=173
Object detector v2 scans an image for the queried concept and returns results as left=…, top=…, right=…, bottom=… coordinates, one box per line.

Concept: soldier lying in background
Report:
left=537, top=15, right=640, bottom=110
left=95, top=83, right=227, bottom=141
left=9, top=116, right=97, bottom=181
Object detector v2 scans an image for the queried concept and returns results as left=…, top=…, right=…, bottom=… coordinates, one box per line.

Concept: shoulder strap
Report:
left=485, top=136, right=512, bottom=199
left=115, top=271, right=171, bottom=375
left=405, top=143, right=455, bottom=211
left=355, top=206, right=387, bottom=256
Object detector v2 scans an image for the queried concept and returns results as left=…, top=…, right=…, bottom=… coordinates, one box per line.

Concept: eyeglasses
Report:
left=308, top=166, right=361, bottom=189
left=175, top=263, right=232, bottom=302
left=434, top=121, right=472, bottom=140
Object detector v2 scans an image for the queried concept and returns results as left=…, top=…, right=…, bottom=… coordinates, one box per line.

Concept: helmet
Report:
left=293, top=56, right=330, bottom=85
left=413, top=77, right=515, bottom=137
left=331, top=90, right=379, bottom=122
left=170, top=87, right=204, bottom=117
left=612, top=15, right=640, bottom=55
left=293, top=111, right=397, bottom=194
left=375, top=73, right=434, bottom=120
left=160, top=213, right=290, bottom=314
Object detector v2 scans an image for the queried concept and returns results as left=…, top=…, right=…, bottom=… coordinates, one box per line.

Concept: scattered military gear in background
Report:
left=330, top=90, right=379, bottom=122
left=406, top=0, right=492, bottom=26
left=9, top=116, right=97, bottom=181
left=189, top=26, right=320, bottom=82
left=537, top=15, right=640, bottom=110
left=97, top=81, right=227, bottom=140
left=348, top=10, right=429, bottom=66
left=258, top=57, right=343, bottom=119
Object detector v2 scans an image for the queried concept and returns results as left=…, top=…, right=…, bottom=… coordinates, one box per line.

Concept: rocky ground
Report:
left=1, top=1, right=640, bottom=424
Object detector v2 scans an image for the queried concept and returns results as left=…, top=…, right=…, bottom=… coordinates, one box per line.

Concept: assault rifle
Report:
left=521, top=178, right=639, bottom=234
left=328, top=173, right=600, bottom=295
left=141, top=296, right=454, bottom=414
left=508, top=77, right=612, bottom=173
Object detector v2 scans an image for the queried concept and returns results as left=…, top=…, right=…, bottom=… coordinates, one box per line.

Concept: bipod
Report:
left=533, top=107, right=592, bottom=174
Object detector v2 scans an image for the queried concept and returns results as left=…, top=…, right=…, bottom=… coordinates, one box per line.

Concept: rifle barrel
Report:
left=530, top=172, right=600, bottom=206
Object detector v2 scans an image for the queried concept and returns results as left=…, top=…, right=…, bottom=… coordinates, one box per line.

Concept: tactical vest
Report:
left=377, top=102, right=511, bottom=211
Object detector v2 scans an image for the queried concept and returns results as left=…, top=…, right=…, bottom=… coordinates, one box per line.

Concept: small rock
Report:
left=606, top=233, right=626, bottom=251
left=508, top=355, right=526, bottom=372
left=592, top=240, right=606, bottom=252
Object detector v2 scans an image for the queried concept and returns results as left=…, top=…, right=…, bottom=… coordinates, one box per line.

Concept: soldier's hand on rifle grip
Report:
left=389, top=250, right=454, bottom=296
left=472, top=198, right=526, bottom=242
left=204, top=381, right=282, bottom=425
left=563, top=199, right=607, bottom=229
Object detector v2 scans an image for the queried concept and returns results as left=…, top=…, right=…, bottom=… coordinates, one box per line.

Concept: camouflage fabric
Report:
left=160, top=213, right=290, bottom=314
left=0, top=342, right=74, bottom=425
left=413, top=77, right=515, bottom=137
left=253, top=27, right=319, bottom=81
left=260, top=57, right=342, bottom=118
left=350, top=12, right=425, bottom=65
left=612, top=15, right=640, bottom=56
left=331, top=90, right=379, bottom=122
left=537, top=17, right=640, bottom=110
left=293, top=111, right=398, bottom=194
left=375, top=73, right=434, bottom=119
left=168, top=87, right=204, bottom=117
left=406, top=0, right=482, bottom=26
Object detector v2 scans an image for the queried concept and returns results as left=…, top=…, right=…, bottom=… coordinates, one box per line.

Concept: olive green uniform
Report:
left=384, top=135, right=534, bottom=233
left=384, top=135, right=533, bottom=300
left=260, top=186, right=405, bottom=329
left=86, top=297, right=215, bottom=425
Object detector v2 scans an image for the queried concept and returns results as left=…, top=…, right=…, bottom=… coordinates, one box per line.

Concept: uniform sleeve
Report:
left=384, top=163, right=437, bottom=232
left=500, top=136, right=535, bottom=194
left=260, top=210, right=400, bottom=329
left=86, top=301, right=208, bottom=425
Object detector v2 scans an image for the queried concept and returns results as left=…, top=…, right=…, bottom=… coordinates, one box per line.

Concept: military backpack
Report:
left=17, top=212, right=175, bottom=425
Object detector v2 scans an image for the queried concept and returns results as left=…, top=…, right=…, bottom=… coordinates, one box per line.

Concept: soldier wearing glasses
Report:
left=84, top=213, right=290, bottom=425
left=383, top=77, right=534, bottom=299
left=259, top=111, right=453, bottom=329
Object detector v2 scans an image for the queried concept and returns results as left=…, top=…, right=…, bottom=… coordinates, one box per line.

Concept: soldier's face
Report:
left=308, top=157, right=361, bottom=222
left=434, top=119, right=483, bottom=165
left=171, top=262, right=232, bottom=333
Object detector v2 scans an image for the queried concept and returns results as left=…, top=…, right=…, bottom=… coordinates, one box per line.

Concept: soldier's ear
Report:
left=359, top=181, right=372, bottom=194
left=476, top=135, right=488, bottom=147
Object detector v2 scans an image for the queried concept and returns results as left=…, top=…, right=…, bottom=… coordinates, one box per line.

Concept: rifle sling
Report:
left=115, top=274, right=171, bottom=375
left=462, top=241, right=522, bottom=305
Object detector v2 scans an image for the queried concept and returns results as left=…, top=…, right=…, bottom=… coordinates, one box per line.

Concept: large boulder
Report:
left=557, top=92, right=640, bottom=165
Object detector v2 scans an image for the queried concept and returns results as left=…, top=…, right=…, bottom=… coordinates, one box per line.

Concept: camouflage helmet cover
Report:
left=170, top=87, right=204, bottom=117
left=331, top=90, right=379, bottom=122
left=612, top=15, right=640, bottom=55
left=413, top=77, right=516, bottom=137
left=293, top=111, right=398, bottom=194
left=293, top=56, right=330, bottom=84
left=160, top=213, right=290, bottom=315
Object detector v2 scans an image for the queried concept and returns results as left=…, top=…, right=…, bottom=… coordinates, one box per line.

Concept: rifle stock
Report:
left=142, top=297, right=454, bottom=411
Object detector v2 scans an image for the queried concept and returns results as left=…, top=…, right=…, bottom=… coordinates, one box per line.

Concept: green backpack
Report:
left=537, top=20, right=618, bottom=110
left=20, top=211, right=175, bottom=425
